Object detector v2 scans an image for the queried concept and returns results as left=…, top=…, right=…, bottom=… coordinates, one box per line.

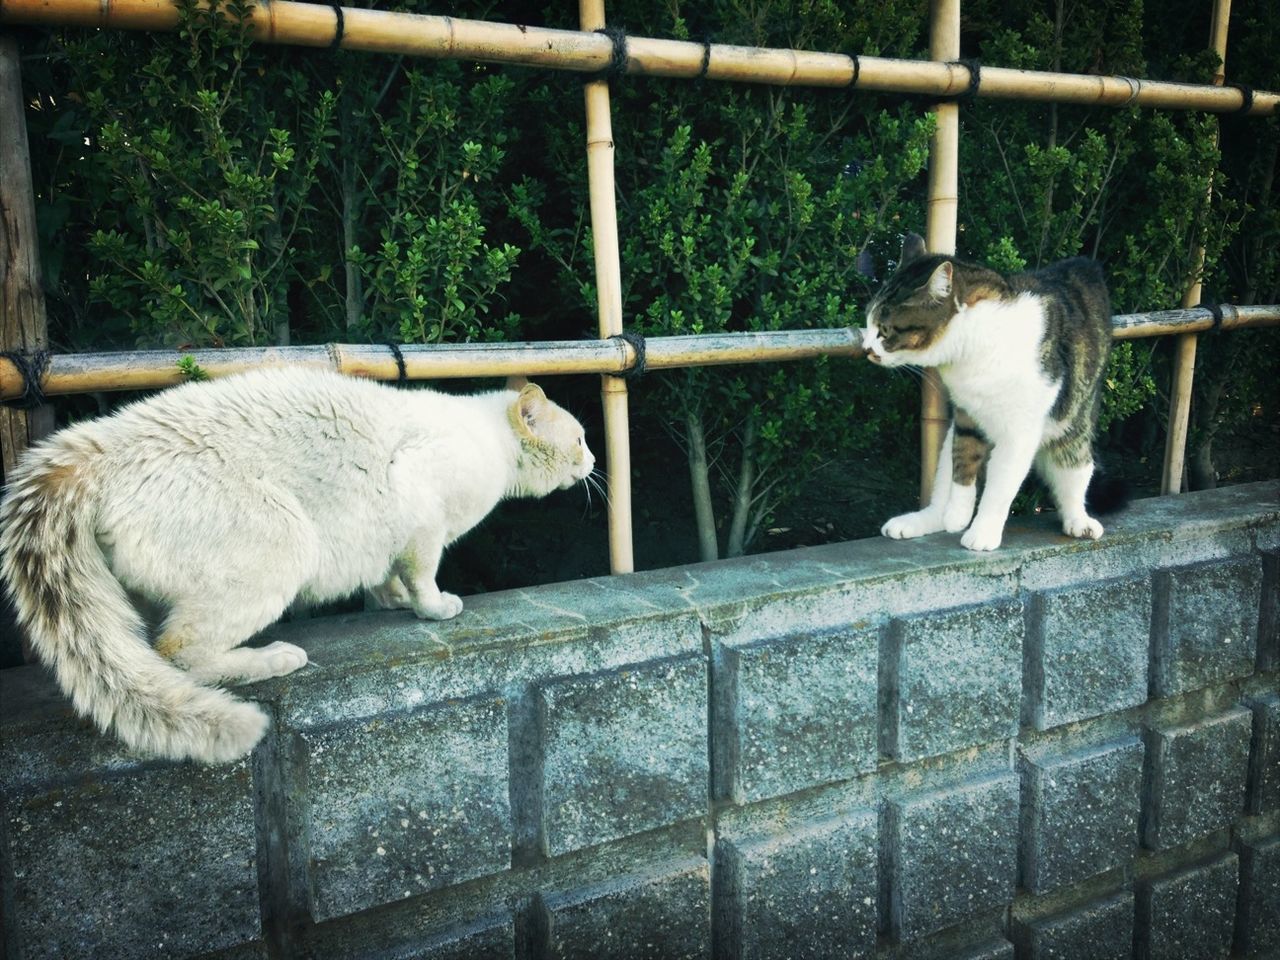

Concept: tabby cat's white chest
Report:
left=939, top=295, right=1061, bottom=433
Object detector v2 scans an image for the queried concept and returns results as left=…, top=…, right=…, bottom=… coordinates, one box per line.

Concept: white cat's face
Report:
left=509, top=385, right=595, bottom=496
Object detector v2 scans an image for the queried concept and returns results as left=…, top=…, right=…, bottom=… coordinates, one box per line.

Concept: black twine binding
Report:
left=611, top=331, right=646, bottom=380
left=0, top=349, right=51, bottom=410
left=585, top=26, right=629, bottom=84
left=848, top=53, right=861, bottom=92
left=329, top=2, right=345, bottom=50
left=935, top=58, right=982, bottom=103
left=384, top=342, right=407, bottom=384
left=1197, top=300, right=1225, bottom=332
left=696, top=35, right=713, bottom=81
left=1228, top=83, right=1254, bottom=115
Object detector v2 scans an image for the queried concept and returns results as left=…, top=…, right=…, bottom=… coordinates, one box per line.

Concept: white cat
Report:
left=0, top=368, right=594, bottom=763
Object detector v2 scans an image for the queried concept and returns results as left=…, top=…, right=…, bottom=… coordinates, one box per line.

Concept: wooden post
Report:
left=579, top=0, right=634, bottom=574
left=1161, top=0, right=1231, bottom=495
left=0, top=34, right=54, bottom=481
left=920, top=0, right=960, bottom=504
left=1, top=33, right=54, bottom=666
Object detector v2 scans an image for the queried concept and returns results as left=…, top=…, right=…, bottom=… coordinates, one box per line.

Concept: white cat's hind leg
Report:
left=159, top=595, right=309, bottom=685
left=368, top=573, right=415, bottom=610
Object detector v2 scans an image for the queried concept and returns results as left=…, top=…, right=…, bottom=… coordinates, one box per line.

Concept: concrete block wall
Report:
left=1, top=481, right=1278, bottom=960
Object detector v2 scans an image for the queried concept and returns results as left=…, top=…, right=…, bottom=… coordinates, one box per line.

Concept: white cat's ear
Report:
left=512, top=382, right=549, bottom=438
left=505, top=375, right=530, bottom=391
left=901, top=232, right=927, bottom=265
left=926, top=261, right=953, bottom=301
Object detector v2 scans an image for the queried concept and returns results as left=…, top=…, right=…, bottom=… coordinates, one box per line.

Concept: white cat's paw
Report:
left=960, top=521, right=1004, bottom=551
left=368, top=580, right=413, bottom=610
left=1063, top=515, right=1104, bottom=540
left=881, top=509, right=944, bottom=540
left=414, top=592, right=464, bottom=621
left=260, top=641, right=309, bottom=678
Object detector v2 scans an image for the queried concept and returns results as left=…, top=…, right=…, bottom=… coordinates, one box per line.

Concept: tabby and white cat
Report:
left=862, top=233, right=1119, bottom=551
left=0, top=368, right=594, bottom=763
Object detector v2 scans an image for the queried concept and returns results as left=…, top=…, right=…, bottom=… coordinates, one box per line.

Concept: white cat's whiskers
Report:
left=583, top=469, right=611, bottom=514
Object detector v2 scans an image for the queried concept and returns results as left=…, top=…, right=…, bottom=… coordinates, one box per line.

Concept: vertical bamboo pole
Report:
left=1, top=34, right=54, bottom=666
left=579, top=0, right=634, bottom=573
left=920, top=0, right=960, bottom=504
left=0, top=35, right=54, bottom=480
left=1161, top=0, right=1231, bottom=495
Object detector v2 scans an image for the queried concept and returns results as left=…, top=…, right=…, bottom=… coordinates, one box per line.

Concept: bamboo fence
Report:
left=579, top=0, right=633, bottom=572
left=1162, top=0, right=1233, bottom=495
left=919, top=0, right=960, bottom=506
left=0, top=0, right=1275, bottom=114
left=3, top=307, right=1278, bottom=402
left=0, top=37, right=53, bottom=478
left=1, top=0, right=1278, bottom=575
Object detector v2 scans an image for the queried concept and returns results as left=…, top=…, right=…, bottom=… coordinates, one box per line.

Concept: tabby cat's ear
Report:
left=901, top=232, right=927, bottom=265
left=512, top=382, right=549, bottom=439
left=926, top=261, right=953, bottom=301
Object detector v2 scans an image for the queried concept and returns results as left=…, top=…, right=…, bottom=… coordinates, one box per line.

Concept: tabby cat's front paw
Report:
left=1063, top=515, right=1103, bottom=540
left=881, top=509, right=945, bottom=540
left=414, top=592, right=464, bottom=621
left=959, top=521, right=1004, bottom=551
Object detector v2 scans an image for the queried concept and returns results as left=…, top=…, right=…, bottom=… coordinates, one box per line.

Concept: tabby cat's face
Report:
left=861, top=233, right=1005, bottom=367
left=862, top=265, right=954, bottom=366
left=861, top=235, right=956, bottom=366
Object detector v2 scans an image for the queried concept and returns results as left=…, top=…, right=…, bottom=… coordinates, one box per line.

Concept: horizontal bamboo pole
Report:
left=1108, top=304, right=1277, bottom=338
left=0, top=0, right=1275, bottom=115
left=2, top=307, right=1276, bottom=401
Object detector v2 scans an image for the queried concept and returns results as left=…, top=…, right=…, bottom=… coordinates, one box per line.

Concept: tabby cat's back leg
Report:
left=961, top=432, right=1039, bottom=551
left=882, top=423, right=954, bottom=540
left=1037, top=446, right=1103, bottom=540
left=942, top=412, right=989, bottom=533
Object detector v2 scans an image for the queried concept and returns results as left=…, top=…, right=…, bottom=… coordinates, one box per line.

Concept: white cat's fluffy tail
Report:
left=0, top=435, right=268, bottom=763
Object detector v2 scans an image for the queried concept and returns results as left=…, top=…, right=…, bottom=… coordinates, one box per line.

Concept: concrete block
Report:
left=539, top=655, right=708, bottom=856
left=1259, top=550, right=1278, bottom=672
left=1138, top=853, right=1238, bottom=960
left=884, top=600, right=1023, bottom=762
left=1144, top=707, right=1251, bottom=850
left=888, top=773, right=1019, bottom=941
left=1019, top=891, right=1134, bottom=960
left=956, top=942, right=1016, bottom=960
left=1027, top=577, right=1151, bottom=730
left=1153, top=558, right=1262, bottom=696
left=1249, top=694, right=1280, bottom=815
left=1238, top=836, right=1280, bottom=958
left=715, top=626, right=878, bottom=804
left=403, top=914, right=514, bottom=960
left=716, top=811, right=877, bottom=959
left=294, top=693, right=511, bottom=921
left=1022, top=737, right=1143, bottom=893
left=1, top=759, right=260, bottom=960
left=912, top=939, right=1017, bottom=960
left=544, top=862, right=709, bottom=960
